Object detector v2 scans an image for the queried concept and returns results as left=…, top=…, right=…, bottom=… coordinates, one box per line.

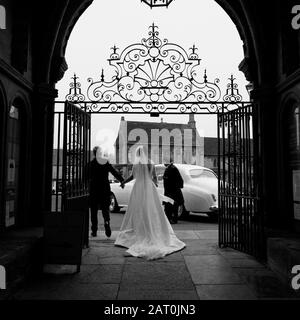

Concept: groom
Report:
left=87, top=146, right=124, bottom=237
left=163, top=158, right=184, bottom=224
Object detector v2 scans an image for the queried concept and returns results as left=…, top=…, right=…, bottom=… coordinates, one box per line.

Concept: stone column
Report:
left=30, top=83, right=57, bottom=225
left=251, top=87, right=280, bottom=229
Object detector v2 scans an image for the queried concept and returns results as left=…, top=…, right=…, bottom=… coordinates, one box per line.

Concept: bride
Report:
left=114, top=145, right=185, bottom=260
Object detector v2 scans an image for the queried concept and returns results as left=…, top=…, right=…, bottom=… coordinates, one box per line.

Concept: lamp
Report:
left=141, top=0, right=174, bottom=8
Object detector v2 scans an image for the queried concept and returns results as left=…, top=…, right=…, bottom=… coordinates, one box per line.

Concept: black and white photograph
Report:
left=0, top=0, right=300, bottom=311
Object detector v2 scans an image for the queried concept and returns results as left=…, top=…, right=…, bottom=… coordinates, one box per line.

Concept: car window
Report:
left=155, top=166, right=165, bottom=176
left=189, top=169, right=216, bottom=179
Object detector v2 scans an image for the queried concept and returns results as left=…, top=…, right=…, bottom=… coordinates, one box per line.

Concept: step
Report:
left=267, top=237, right=300, bottom=296
left=0, top=228, right=43, bottom=300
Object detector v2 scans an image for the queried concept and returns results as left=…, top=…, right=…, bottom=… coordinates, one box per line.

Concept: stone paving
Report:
left=13, top=215, right=300, bottom=300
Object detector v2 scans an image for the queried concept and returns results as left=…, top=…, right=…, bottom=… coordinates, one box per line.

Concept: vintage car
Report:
left=110, top=164, right=219, bottom=219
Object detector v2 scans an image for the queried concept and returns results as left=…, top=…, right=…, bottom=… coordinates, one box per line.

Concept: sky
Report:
left=55, top=0, right=249, bottom=150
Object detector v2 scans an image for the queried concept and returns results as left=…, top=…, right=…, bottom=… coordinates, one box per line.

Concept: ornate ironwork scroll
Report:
left=64, top=25, right=247, bottom=114
left=66, top=74, right=86, bottom=102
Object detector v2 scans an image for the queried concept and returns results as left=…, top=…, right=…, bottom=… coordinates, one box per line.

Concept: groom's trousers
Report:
left=90, top=200, right=110, bottom=233
left=164, top=201, right=179, bottom=223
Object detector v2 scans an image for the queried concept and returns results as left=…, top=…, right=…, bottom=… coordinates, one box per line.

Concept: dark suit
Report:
left=87, top=159, right=124, bottom=233
left=163, top=163, right=184, bottom=223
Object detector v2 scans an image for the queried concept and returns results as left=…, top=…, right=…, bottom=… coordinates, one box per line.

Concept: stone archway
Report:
left=50, top=12, right=263, bottom=256
left=36, top=0, right=272, bottom=257
left=37, top=1, right=261, bottom=87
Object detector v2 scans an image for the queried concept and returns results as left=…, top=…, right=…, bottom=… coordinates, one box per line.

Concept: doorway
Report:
left=285, top=102, right=300, bottom=233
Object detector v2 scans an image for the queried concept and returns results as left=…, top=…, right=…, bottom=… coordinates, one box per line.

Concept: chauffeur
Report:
left=163, top=159, right=184, bottom=224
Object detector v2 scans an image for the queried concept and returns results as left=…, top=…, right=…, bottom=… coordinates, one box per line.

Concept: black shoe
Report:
left=91, top=231, right=97, bottom=237
left=104, top=222, right=111, bottom=238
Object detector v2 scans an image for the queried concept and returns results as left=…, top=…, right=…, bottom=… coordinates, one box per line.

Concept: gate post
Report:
left=251, top=88, right=278, bottom=230
left=31, top=83, right=57, bottom=225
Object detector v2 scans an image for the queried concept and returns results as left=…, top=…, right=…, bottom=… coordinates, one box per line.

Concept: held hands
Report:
left=120, top=182, right=125, bottom=189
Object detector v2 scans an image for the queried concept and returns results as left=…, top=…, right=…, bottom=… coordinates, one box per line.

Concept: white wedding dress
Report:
left=114, top=147, right=185, bottom=260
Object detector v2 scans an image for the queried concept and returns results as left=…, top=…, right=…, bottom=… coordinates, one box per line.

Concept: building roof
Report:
left=126, top=120, right=193, bottom=133
left=115, top=119, right=198, bottom=147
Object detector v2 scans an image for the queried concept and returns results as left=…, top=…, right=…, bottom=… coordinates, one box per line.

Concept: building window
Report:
left=214, top=158, right=217, bottom=168
left=287, top=104, right=300, bottom=223
left=5, top=105, right=21, bottom=227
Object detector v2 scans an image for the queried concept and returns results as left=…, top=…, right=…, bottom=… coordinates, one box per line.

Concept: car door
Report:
left=116, top=180, right=134, bottom=207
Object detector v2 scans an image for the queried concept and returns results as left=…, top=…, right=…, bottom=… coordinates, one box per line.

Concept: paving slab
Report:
left=117, top=289, right=199, bottom=300
left=90, top=231, right=120, bottom=241
left=82, top=250, right=126, bottom=265
left=227, top=258, right=267, bottom=268
left=218, top=250, right=254, bottom=260
left=184, top=254, right=231, bottom=267
left=120, top=262, right=195, bottom=290
left=174, top=230, right=199, bottom=240
left=95, top=257, right=126, bottom=265
left=89, top=240, right=116, bottom=247
left=43, top=264, right=99, bottom=278
left=82, top=253, right=100, bottom=265
left=42, top=264, right=121, bottom=285
left=11, top=214, right=298, bottom=301
left=87, top=246, right=127, bottom=259
left=16, top=283, right=119, bottom=300
left=196, top=284, right=257, bottom=300
left=182, top=246, right=218, bottom=256
left=173, top=217, right=217, bottom=230
left=125, top=251, right=185, bottom=263
left=234, top=268, right=291, bottom=298
left=182, top=239, right=218, bottom=248
left=74, top=265, right=123, bottom=284
left=59, top=283, right=119, bottom=300
left=185, top=256, right=244, bottom=285
left=194, top=230, right=218, bottom=240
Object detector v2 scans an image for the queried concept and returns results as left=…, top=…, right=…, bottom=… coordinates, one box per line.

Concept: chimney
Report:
left=188, top=114, right=196, bottom=128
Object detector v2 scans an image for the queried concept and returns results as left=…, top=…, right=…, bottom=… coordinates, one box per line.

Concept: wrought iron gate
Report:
left=218, top=104, right=264, bottom=258
left=52, top=101, right=91, bottom=245
left=51, top=24, right=265, bottom=257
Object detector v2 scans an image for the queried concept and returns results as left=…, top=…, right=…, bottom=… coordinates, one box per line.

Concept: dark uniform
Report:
left=87, top=159, right=124, bottom=234
left=163, top=163, right=184, bottom=223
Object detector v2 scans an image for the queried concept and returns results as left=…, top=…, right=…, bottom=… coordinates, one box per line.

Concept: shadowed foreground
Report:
left=13, top=214, right=300, bottom=300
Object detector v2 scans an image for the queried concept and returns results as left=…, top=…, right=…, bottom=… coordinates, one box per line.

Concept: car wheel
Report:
left=179, top=205, right=189, bottom=219
left=208, top=212, right=218, bottom=222
left=109, top=193, right=119, bottom=213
